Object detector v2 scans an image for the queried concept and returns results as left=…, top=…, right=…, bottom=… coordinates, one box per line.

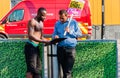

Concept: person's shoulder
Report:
left=28, top=18, right=36, bottom=26
left=72, top=19, right=78, bottom=24
left=55, top=20, right=60, bottom=25
left=68, top=18, right=76, bottom=22
left=31, top=18, right=36, bottom=22
left=72, top=19, right=77, bottom=22
left=28, top=18, right=34, bottom=23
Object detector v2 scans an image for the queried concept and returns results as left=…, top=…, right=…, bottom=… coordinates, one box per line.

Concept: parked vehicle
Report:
left=0, top=0, right=92, bottom=40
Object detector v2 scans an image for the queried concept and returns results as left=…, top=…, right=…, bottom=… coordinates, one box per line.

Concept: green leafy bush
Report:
left=0, top=40, right=26, bottom=78
left=0, top=40, right=117, bottom=78
left=0, top=40, right=42, bottom=78
left=72, top=40, right=117, bottom=78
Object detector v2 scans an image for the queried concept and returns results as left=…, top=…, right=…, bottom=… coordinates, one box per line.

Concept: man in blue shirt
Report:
left=52, top=9, right=82, bottom=78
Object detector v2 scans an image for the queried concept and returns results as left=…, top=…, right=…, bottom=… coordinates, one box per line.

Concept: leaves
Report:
left=0, top=40, right=42, bottom=78
left=72, top=41, right=117, bottom=78
left=0, top=40, right=117, bottom=78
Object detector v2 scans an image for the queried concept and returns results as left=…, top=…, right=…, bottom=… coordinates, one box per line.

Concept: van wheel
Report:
left=0, top=34, right=7, bottom=39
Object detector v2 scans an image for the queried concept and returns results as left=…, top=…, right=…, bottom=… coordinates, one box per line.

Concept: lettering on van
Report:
left=31, top=14, right=37, bottom=17
left=31, top=13, right=54, bottom=17
left=47, top=13, right=54, bottom=16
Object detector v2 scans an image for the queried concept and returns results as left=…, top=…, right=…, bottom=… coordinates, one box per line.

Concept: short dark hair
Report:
left=59, top=9, right=67, bottom=16
left=37, top=7, right=46, bottom=14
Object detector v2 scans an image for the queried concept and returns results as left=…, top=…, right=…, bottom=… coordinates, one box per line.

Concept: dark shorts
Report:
left=24, top=42, right=41, bottom=76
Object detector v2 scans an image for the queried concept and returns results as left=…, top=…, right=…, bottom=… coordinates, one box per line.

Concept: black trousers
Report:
left=57, top=46, right=76, bottom=78
left=24, top=42, right=41, bottom=78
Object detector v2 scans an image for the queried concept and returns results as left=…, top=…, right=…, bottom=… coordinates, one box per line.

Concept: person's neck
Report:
left=34, top=17, right=43, bottom=22
left=61, top=20, right=67, bottom=24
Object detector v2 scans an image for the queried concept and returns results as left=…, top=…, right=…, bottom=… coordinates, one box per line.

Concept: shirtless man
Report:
left=24, top=7, right=49, bottom=78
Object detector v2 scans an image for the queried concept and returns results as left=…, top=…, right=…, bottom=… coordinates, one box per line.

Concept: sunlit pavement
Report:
left=117, top=40, right=120, bottom=78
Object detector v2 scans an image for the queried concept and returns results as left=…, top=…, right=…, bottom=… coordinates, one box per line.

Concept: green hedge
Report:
left=0, top=40, right=26, bottom=78
left=0, top=40, right=117, bottom=78
left=73, top=40, right=117, bottom=78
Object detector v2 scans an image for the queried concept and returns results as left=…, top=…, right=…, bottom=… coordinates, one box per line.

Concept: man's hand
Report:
left=54, top=35, right=59, bottom=39
left=65, top=27, right=70, bottom=33
left=44, top=40, right=50, bottom=46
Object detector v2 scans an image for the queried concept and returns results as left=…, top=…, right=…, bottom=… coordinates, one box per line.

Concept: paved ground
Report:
left=117, top=40, right=120, bottom=78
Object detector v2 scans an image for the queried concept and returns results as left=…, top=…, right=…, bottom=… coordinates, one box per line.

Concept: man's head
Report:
left=37, top=7, right=47, bottom=21
left=59, top=9, right=68, bottom=23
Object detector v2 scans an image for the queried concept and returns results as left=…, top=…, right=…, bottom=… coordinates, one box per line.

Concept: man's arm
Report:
left=66, top=20, right=82, bottom=38
left=52, top=23, right=59, bottom=39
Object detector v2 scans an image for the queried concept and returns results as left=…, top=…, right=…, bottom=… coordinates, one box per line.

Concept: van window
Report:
left=8, top=9, right=24, bottom=22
